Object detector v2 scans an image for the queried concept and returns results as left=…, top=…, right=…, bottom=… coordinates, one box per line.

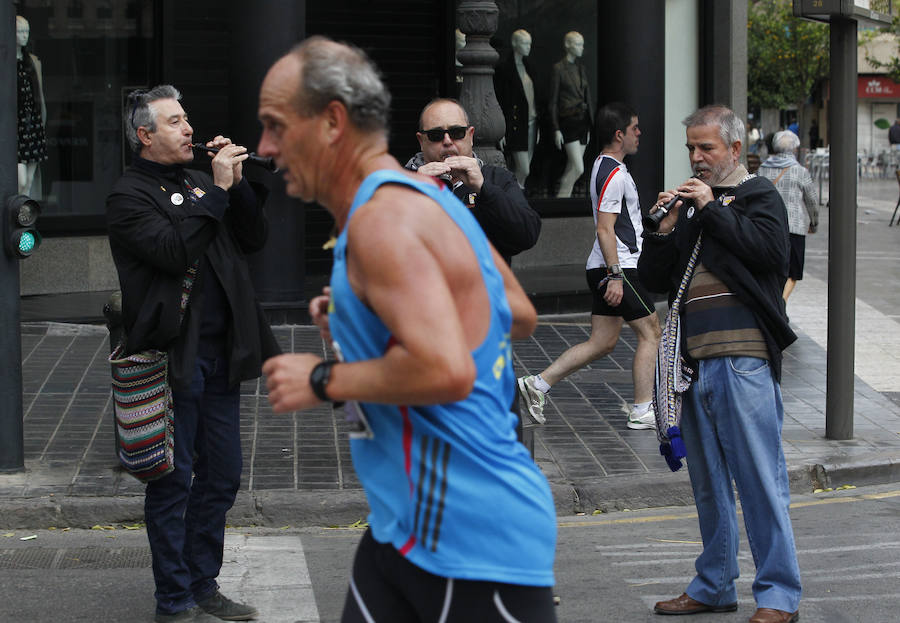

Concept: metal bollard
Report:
left=520, top=417, right=535, bottom=458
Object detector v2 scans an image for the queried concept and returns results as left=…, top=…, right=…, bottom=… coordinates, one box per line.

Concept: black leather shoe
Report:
left=654, top=592, right=739, bottom=615
left=196, top=590, right=258, bottom=621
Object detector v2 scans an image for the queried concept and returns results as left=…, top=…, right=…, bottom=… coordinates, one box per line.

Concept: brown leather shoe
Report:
left=654, top=592, right=738, bottom=615
left=748, top=608, right=799, bottom=623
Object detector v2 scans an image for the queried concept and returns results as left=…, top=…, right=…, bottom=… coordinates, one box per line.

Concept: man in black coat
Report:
left=639, top=105, right=801, bottom=623
left=404, top=98, right=541, bottom=265
left=107, top=85, right=278, bottom=623
left=404, top=97, right=541, bottom=436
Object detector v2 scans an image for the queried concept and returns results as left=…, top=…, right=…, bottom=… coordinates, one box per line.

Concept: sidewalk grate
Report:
left=0, top=547, right=151, bottom=569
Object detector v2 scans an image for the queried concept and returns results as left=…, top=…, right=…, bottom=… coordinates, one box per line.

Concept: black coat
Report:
left=106, top=157, right=280, bottom=390
left=404, top=154, right=542, bottom=264
left=494, top=54, right=536, bottom=152
left=637, top=172, right=796, bottom=381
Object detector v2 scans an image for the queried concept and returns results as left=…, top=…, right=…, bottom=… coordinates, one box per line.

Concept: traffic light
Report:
left=4, top=195, right=41, bottom=259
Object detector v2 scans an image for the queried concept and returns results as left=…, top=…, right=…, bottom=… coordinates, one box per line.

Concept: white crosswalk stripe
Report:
left=218, top=534, right=320, bottom=622
left=595, top=533, right=900, bottom=622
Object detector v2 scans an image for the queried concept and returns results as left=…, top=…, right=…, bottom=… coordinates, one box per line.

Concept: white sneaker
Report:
left=626, top=406, right=656, bottom=430
left=517, top=375, right=547, bottom=425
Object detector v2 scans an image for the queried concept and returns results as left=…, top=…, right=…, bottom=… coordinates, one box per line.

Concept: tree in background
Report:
left=748, top=0, right=829, bottom=140
left=865, top=14, right=900, bottom=86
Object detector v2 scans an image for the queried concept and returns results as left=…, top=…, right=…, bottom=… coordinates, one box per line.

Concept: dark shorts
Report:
left=788, top=233, right=805, bottom=281
left=586, top=267, right=655, bottom=321
left=342, top=529, right=557, bottom=623
left=559, top=115, right=590, bottom=145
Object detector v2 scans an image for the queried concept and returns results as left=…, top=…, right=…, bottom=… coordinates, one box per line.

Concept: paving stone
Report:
left=8, top=310, right=900, bottom=501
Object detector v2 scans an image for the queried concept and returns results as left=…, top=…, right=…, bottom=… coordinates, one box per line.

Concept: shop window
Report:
left=459, top=0, right=598, bottom=201
left=15, top=1, right=154, bottom=228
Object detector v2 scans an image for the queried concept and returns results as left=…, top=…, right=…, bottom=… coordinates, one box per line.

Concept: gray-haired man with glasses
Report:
left=107, top=85, right=278, bottom=622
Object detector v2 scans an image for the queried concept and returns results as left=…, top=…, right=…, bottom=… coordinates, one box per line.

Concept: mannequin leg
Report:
left=783, top=278, right=797, bottom=301
left=17, top=163, right=28, bottom=195
left=511, top=151, right=530, bottom=188
left=18, top=162, right=37, bottom=196
left=557, top=141, right=586, bottom=198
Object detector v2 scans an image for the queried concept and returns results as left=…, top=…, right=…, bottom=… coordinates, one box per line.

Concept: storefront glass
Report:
left=15, top=1, right=154, bottom=222
left=486, top=0, right=598, bottom=200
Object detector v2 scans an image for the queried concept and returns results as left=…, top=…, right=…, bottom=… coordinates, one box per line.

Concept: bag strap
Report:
left=670, top=234, right=703, bottom=313
left=772, top=168, right=788, bottom=186
left=178, top=260, right=200, bottom=322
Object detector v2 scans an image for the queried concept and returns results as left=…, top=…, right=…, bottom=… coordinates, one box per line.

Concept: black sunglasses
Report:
left=421, top=126, right=468, bottom=142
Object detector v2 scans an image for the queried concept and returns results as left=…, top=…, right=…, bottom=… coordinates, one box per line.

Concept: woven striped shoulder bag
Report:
left=108, top=262, right=197, bottom=482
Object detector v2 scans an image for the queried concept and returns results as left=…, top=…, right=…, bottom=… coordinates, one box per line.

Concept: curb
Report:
left=0, top=490, right=373, bottom=531
left=804, top=451, right=900, bottom=490
left=2, top=453, right=898, bottom=529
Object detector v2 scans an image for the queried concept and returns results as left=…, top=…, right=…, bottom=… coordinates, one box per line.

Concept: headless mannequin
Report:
left=552, top=32, right=589, bottom=198
left=509, top=30, right=537, bottom=188
left=454, top=28, right=465, bottom=90
left=16, top=15, right=47, bottom=196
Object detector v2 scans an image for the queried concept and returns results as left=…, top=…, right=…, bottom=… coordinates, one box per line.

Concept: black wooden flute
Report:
left=191, top=143, right=278, bottom=172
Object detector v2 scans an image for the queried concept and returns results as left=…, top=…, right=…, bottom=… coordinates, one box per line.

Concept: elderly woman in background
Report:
left=758, top=130, right=819, bottom=302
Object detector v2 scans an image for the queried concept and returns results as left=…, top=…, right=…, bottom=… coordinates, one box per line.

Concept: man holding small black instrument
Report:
left=107, top=85, right=278, bottom=622
left=638, top=105, right=801, bottom=623
left=404, top=97, right=541, bottom=265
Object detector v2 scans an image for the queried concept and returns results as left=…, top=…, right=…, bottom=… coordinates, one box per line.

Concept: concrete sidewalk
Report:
left=2, top=316, right=898, bottom=529
left=2, top=180, right=900, bottom=529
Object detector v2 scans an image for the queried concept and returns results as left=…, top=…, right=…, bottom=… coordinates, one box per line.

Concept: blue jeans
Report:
left=682, top=356, right=801, bottom=612
left=144, top=355, right=242, bottom=615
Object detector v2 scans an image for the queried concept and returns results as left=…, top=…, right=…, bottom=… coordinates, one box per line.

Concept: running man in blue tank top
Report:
left=257, top=37, right=558, bottom=623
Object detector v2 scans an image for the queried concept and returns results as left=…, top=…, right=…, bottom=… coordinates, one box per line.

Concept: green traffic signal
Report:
left=4, top=195, right=42, bottom=259
left=18, top=231, right=37, bottom=254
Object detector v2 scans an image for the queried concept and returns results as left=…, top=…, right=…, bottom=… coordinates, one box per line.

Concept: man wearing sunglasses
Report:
left=405, top=98, right=541, bottom=264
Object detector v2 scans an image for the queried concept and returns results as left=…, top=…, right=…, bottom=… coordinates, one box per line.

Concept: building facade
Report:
left=6, top=0, right=747, bottom=314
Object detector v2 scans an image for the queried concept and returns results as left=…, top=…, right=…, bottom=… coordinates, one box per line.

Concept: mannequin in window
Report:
left=495, top=29, right=538, bottom=189
left=454, top=27, right=467, bottom=94
left=549, top=31, right=592, bottom=198
left=16, top=15, right=48, bottom=197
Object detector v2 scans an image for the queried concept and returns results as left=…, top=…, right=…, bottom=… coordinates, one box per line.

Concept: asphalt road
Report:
left=1, top=483, right=898, bottom=622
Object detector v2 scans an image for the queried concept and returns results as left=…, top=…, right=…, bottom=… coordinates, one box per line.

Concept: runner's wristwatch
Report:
left=309, top=360, right=341, bottom=404
left=607, top=264, right=623, bottom=279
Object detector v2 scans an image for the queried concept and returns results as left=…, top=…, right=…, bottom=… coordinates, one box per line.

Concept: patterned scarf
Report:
left=654, top=234, right=702, bottom=471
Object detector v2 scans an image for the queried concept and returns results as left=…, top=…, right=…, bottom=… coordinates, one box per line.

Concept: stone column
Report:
left=700, top=0, right=748, bottom=124
left=456, top=1, right=505, bottom=168
left=228, top=1, right=308, bottom=323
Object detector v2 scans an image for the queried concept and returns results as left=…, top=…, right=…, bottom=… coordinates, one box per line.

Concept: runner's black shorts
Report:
left=788, top=233, right=805, bottom=281
left=586, top=267, right=656, bottom=321
left=341, top=529, right=558, bottom=623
